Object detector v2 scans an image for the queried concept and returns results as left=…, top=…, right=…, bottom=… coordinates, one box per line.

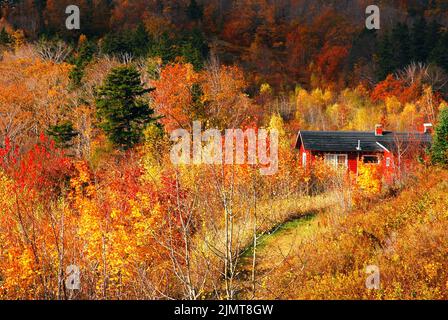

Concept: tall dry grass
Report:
left=257, top=168, right=448, bottom=300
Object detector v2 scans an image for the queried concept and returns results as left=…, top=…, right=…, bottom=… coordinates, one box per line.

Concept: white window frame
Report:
left=302, top=152, right=307, bottom=167
left=362, top=155, right=380, bottom=164
left=324, top=153, right=348, bottom=168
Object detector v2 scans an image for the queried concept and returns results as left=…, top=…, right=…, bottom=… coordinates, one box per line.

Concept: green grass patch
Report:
left=241, top=213, right=318, bottom=259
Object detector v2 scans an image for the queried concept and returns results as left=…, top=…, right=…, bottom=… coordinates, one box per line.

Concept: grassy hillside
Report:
left=255, top=168, right=448, bottom=300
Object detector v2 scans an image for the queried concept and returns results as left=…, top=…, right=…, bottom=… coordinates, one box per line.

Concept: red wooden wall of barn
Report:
left=347, top=153, right=358, bottom=174
left=300, top=146, right=360, bottom=175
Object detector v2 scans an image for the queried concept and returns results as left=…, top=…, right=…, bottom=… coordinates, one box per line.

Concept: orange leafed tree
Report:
left=0, top=50, right=73, bottom=146
left=371, top=75, right=421, bottom=104
left=152, top=62, right=200, bottom=132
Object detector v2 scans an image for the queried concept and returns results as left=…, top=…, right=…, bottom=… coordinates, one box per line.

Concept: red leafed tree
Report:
left=1, top=134, right=72, bottom=195
left=315, top=45, right=349, bottom=83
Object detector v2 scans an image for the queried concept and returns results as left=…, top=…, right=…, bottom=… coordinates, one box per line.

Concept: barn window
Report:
left=363, top=155, right=379, bottom=164
left=302, top=152, right=307, bottom=167
left=325, top=154, right=348, bottom=168
left=386, top=157, right=391, bottom=167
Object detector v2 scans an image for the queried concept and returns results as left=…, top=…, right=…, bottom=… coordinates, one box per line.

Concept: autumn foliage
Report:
left=258, top=169, right=448, bottom=300
left=0, top=0, right=447, bottom=301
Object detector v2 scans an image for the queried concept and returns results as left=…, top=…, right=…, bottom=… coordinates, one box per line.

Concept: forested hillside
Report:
left=1, top=0, right=448, bottom=90
left=0, top=0, right=447, bottom=300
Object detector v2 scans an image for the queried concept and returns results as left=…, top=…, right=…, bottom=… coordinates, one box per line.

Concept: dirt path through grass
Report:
left=237, top=209, right=327, bottom=298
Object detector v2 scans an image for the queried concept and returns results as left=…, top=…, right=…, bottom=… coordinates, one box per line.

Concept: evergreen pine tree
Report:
left=377, top=32, right=394, bottom=79
left=425, top=20, right=440, bottom=58
left=411, top=17, right=427, bottom=63
left=391, top=23, right=411, bottom=69
left=149, top=32, right=177, bottom=63
left=187, top=0, right=204, bottom=21
left=430, top=31, right=448, bottom=72
left=431, top=106, right=448, bottom=166
left=46, top=122, right=79, bottom=149
left=96, top=66, right=156, bottom=150
left=0, top=27, right=12, bottom=46
left=70, top=39, right=96, bottom=87
left=348, top=28, right=377, bottom=69
left=179, top=29, right=209, bottom=70
left=102, top=25, right=151, bottom=58
left=132, top=23, right=151, bottom=57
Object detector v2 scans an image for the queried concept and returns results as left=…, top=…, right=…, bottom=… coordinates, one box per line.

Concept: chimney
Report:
left=422, top=123, right=433, bottom=134
left=375, top=124, right=383, bottom=136
left=356, top=140, right=362, bottom=151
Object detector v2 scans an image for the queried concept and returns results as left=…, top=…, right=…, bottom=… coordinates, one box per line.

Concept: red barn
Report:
left=296, top=124, right=433, bottom=181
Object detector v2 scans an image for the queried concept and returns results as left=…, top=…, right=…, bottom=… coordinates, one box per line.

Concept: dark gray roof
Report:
left=296, top=131, right=432, bottom=153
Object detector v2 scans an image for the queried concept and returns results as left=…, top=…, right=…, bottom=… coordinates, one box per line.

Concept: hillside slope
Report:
left=257, top=168, right=448, bottom=300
